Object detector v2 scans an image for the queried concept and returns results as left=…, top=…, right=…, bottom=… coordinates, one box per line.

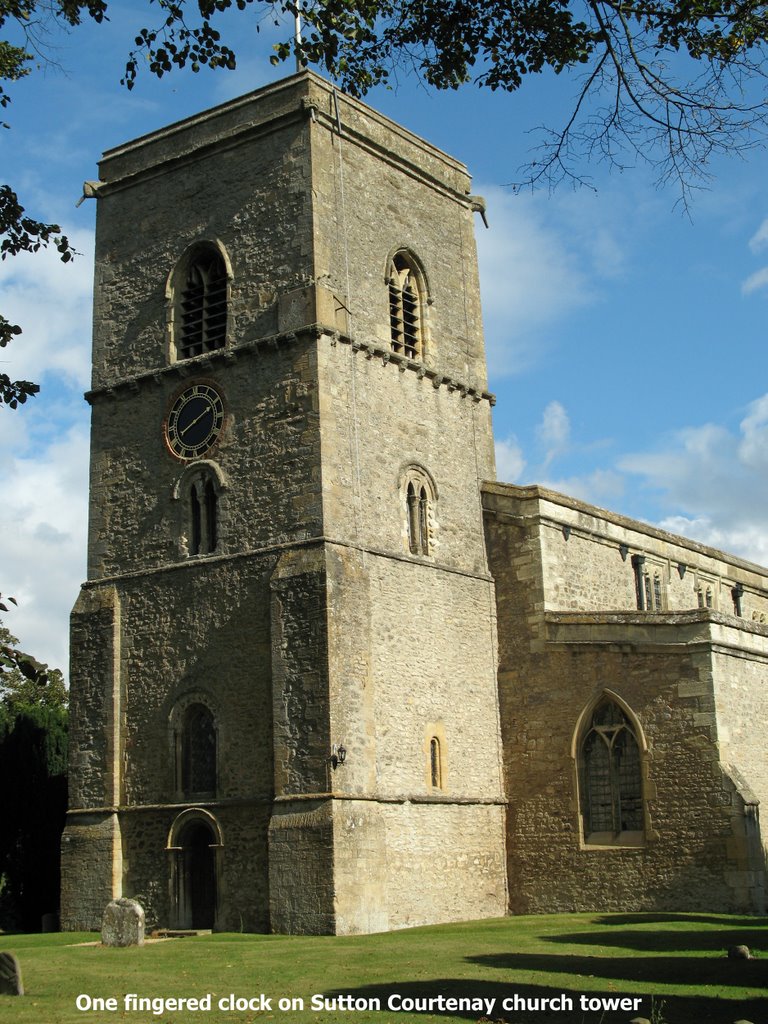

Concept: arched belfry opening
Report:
left=168, top=810, right=222, bottom=930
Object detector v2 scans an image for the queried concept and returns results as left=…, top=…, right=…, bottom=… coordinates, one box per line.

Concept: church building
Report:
left=61, top=72, right=767, bottom=933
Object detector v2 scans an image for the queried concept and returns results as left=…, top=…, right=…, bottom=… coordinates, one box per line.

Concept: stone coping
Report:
left=482, top=480, right=768, bottom=580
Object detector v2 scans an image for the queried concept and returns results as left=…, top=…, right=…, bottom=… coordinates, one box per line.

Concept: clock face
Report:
left=165, top=383, right=225, bottom=460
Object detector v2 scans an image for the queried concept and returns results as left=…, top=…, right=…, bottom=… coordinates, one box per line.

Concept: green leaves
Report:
left=0, top=600, right=57, bottom=690
left=122, top=0, right=241, bottom=88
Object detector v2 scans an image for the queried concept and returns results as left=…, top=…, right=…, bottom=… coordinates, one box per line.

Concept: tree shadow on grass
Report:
left=468, top=950, right=768, bottom=989
left=588, top=913, right=768, bottom=929
left=541, top=927, right=768, bottom=955
left=323, top=977, right=767, bottom=1024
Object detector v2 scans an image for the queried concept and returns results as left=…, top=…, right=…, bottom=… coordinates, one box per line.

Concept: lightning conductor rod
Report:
left=295, top=9, right=302, bottom=73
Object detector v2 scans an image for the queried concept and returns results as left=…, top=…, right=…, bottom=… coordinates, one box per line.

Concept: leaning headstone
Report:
left=0, top=952, right=24, bottom=995
left=728, top=945, right=752, bottom=960
left=101, top=898, right=145, bottom=947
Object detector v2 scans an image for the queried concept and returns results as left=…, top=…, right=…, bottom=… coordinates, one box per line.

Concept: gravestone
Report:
left=727, top=945, right=752, bottom=960
left=0, top=952, right=23, bottom=995
left=101, top=898, right=145, bottom=947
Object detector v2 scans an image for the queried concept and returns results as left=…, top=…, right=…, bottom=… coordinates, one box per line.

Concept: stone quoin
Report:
left=61, top=71, right=768, bottom=934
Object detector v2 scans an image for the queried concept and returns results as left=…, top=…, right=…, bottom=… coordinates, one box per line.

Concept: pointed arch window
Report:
left=407, top=480, right=430, bottom=555
left=579, top=698, right=644, bottom=844
left=172, top=244, right=229, bottom=361
left=402, top=466, right=436, bottom=556
left=388, top=251, right=424, bottom=360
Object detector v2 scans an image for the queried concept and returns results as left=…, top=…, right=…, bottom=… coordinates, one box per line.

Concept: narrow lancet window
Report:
left=187, top=472, right=219, bottom=557
left=204, top=478, right=217, bottom=554
left=190, top=483, right=202, bottom=556
left=430, top=737, right=442, bottom=789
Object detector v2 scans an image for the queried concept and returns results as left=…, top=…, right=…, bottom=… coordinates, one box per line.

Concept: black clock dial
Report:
left=166, top=383, right=224, bottom=460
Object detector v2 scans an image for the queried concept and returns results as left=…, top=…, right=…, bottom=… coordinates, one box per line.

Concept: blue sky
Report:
left=1, top=2, right=768, bottom=673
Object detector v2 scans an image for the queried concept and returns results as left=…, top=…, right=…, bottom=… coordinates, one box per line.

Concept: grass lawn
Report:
left=0, top=913, right=766, bottom=1024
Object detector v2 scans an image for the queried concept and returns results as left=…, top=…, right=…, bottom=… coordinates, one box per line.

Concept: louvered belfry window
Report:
left=178, top=252, right=227, bottom=359
left=389, top=252, right=422, bottom=360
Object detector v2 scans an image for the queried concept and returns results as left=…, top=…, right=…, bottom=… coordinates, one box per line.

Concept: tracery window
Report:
left=173, top=463, right=224, bottom=559
left=180, top=703, right=217, bottom=798
left=697, top=583, right=714, bottom=608
left=402, top=466, right=436, bottom=556
left=172, top=244, right=228, bottom=361
left=631, top=555, right=665, bottom=611
left=388, top=251, right=424, bottom=360
left=407, top=480, right=430, bottom=555
left=579, top=698, right=643, bottom=843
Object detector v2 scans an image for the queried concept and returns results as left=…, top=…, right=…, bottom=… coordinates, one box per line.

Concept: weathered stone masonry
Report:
left=62, top=72, right=767, bottom=934
left=62, top=72, right=506, bottom=934
left=483, top=483, right=767, bottom=916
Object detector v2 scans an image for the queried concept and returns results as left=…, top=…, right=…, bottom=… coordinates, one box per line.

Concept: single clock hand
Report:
left=179, top=405, right=213, bottom=437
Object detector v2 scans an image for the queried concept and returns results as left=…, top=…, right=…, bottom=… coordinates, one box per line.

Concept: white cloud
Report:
left=477, top=188, right=597, bottom=376
left=618, top=394, right=768, bottom=566
left=741, top=217, right=768, bottom=295
left=0, top=224, right=94, bottom=391
left=0, top=420, right=89, bottom=675
left=741, top=266, right=768, bottom=295
left=541, top=468, right=626, bottom=508
left=475, top=185, right=630, bottom=378
left=657, top=516, right=768, bottom=567
left=537, top=399, right=570, bottom=451
left=497, top=392, right=768, bottom=568
left=748, top=217, right=768, bottom=253
left=0, top=224, right=94, bottom=674
left=495, top=435, right=526, bottom=482
left=738, top=393, right=768, bottom=471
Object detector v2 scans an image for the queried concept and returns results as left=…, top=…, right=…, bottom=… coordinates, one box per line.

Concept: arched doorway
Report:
left=168, top=810, right=222, bottom=929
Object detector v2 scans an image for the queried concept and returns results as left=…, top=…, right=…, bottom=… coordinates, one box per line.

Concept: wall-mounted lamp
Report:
left=619, top=544, right=629, bottom=562
left=677, top=563, right=687, bottom=579
left=329, top=743, right=347, bottom=771
left=562, top=525, right=571, bottom=541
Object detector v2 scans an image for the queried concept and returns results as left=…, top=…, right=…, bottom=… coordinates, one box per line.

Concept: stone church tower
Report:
left=61, top=72, right=508, bottom=933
